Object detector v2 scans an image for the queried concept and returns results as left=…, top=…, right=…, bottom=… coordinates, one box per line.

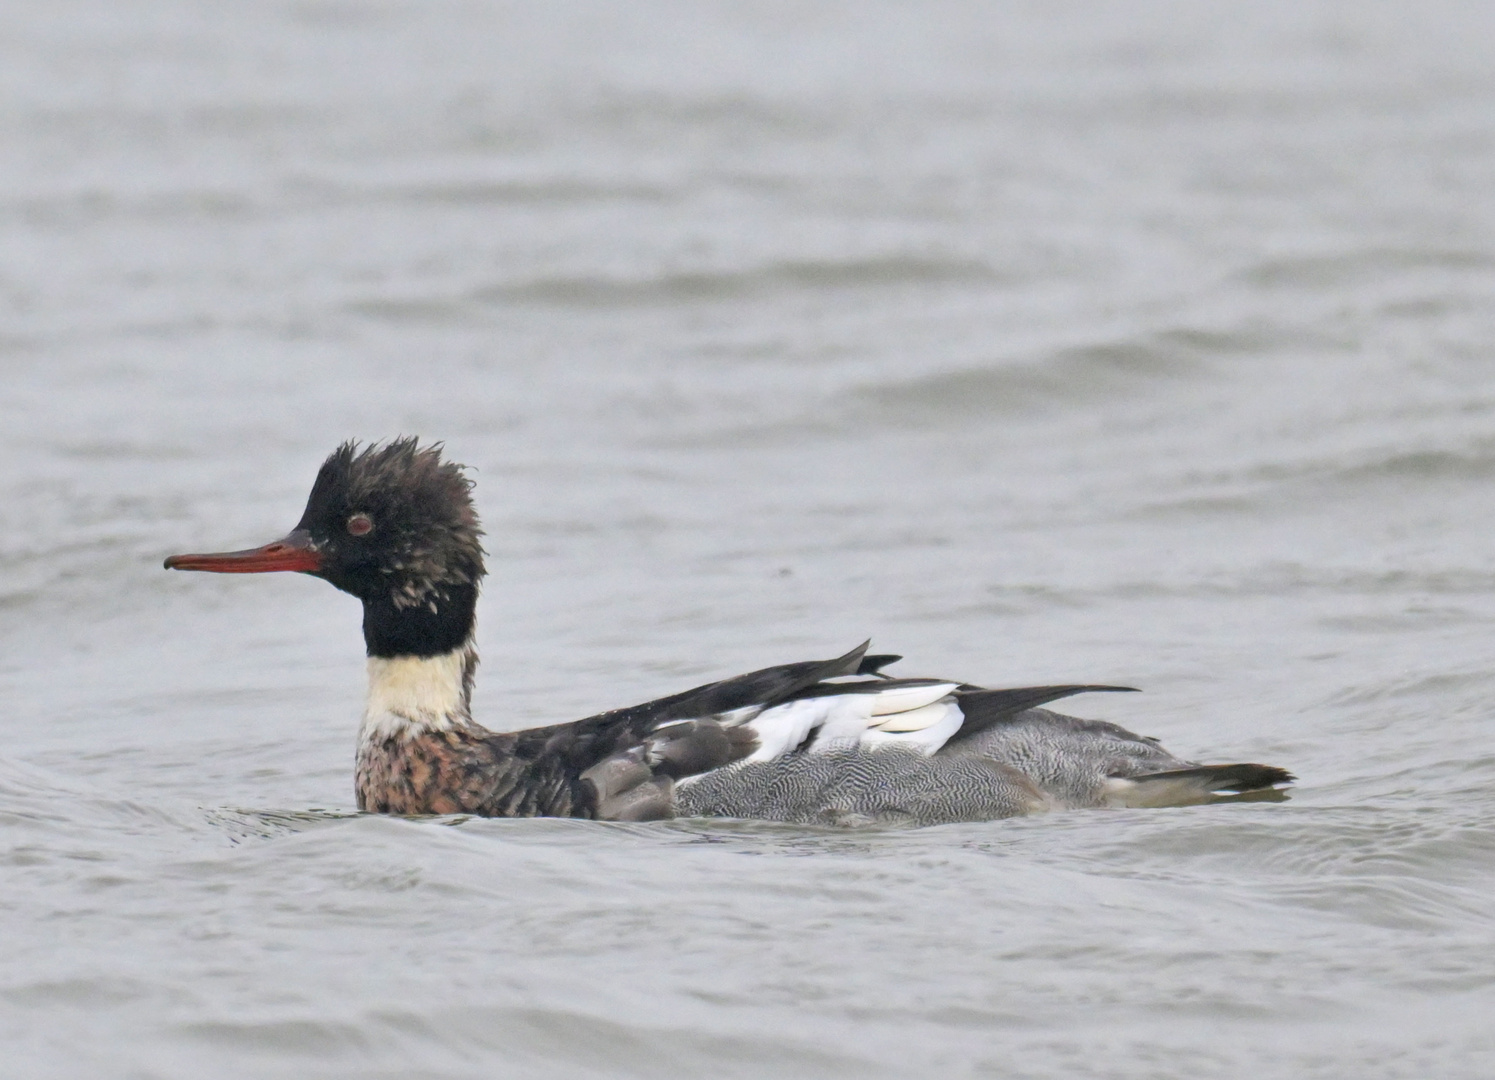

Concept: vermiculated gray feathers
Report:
left=675, top=745, right=1049, bottom=826
left=944, top=707, right=1188, bottom=805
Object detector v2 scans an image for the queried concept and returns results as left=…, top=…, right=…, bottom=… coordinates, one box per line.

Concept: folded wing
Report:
left=563, top=644, right=1147, bottom=820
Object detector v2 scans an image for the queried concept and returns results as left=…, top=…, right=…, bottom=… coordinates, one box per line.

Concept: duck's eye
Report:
left=347, top=513, right=374, bottom=536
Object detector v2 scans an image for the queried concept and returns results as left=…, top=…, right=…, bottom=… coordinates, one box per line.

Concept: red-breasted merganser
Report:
left=164, top=439, right=1292, bottom=824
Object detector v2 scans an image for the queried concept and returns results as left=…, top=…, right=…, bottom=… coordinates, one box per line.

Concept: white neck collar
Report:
left=360, top=640, right=477, bottom=745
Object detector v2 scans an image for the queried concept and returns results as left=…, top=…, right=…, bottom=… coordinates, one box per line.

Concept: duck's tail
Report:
left=1102, top=764, right=1295, bottom=808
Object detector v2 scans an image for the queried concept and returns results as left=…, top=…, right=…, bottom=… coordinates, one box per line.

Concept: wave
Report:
left=849, top=333, right=1217, bottom=427
left=1237, top=247, right=1495, bottom=289
left=343, top=253, right=1000, bottom=323
left=976, top=563, right=1495, bottom=608
left=1327, top=442, right=1495, bottom=483
left=480, top=254, right=1002, bottom=307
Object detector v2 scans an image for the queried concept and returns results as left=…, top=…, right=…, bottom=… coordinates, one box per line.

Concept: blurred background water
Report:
left=3, top=1, right=1495, bottom=1077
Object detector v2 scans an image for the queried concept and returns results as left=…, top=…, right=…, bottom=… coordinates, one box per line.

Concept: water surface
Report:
left=3, top=2, right=1495, bottom=1077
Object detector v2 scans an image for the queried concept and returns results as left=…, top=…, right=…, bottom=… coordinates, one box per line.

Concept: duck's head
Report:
left=166, top=439, right=485, bottom=658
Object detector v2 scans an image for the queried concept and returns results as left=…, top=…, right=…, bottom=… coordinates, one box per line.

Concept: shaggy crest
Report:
left=298, top=438, right=486, bottom=603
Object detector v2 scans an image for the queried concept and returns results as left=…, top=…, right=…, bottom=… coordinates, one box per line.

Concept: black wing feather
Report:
left=507, top=642, right=873, bottom=775
left=950, top=685, right=1139, bottom=743
left=856, top=653, right=902, bottom=676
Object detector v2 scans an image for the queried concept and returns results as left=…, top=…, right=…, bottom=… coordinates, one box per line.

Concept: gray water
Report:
left=4, top=1, right=1495, bottom=1076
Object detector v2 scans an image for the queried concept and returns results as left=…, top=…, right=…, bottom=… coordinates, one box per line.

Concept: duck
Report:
left=164, top=438, right=1293, bottom=825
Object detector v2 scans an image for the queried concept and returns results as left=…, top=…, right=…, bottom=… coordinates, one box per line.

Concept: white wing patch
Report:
left=860, top=701, right=964, bottom=755
left=739, top=698, right=840, bottom=763
left=735, top=683, right=965, bottom=762
left=869, top=682, right=960, bottom=716
left=805, top=694, right=878, bottom=753
left=869, top=700, right=951, bottom=733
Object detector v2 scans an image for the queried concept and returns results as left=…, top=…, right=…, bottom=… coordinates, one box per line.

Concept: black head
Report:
left=295, top=439, right=484, bottom=601
left=166, top=439, right=486, bottom=658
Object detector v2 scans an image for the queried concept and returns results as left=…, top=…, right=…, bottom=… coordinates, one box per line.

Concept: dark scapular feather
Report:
left=950, top=685, right=1139, bottom=743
